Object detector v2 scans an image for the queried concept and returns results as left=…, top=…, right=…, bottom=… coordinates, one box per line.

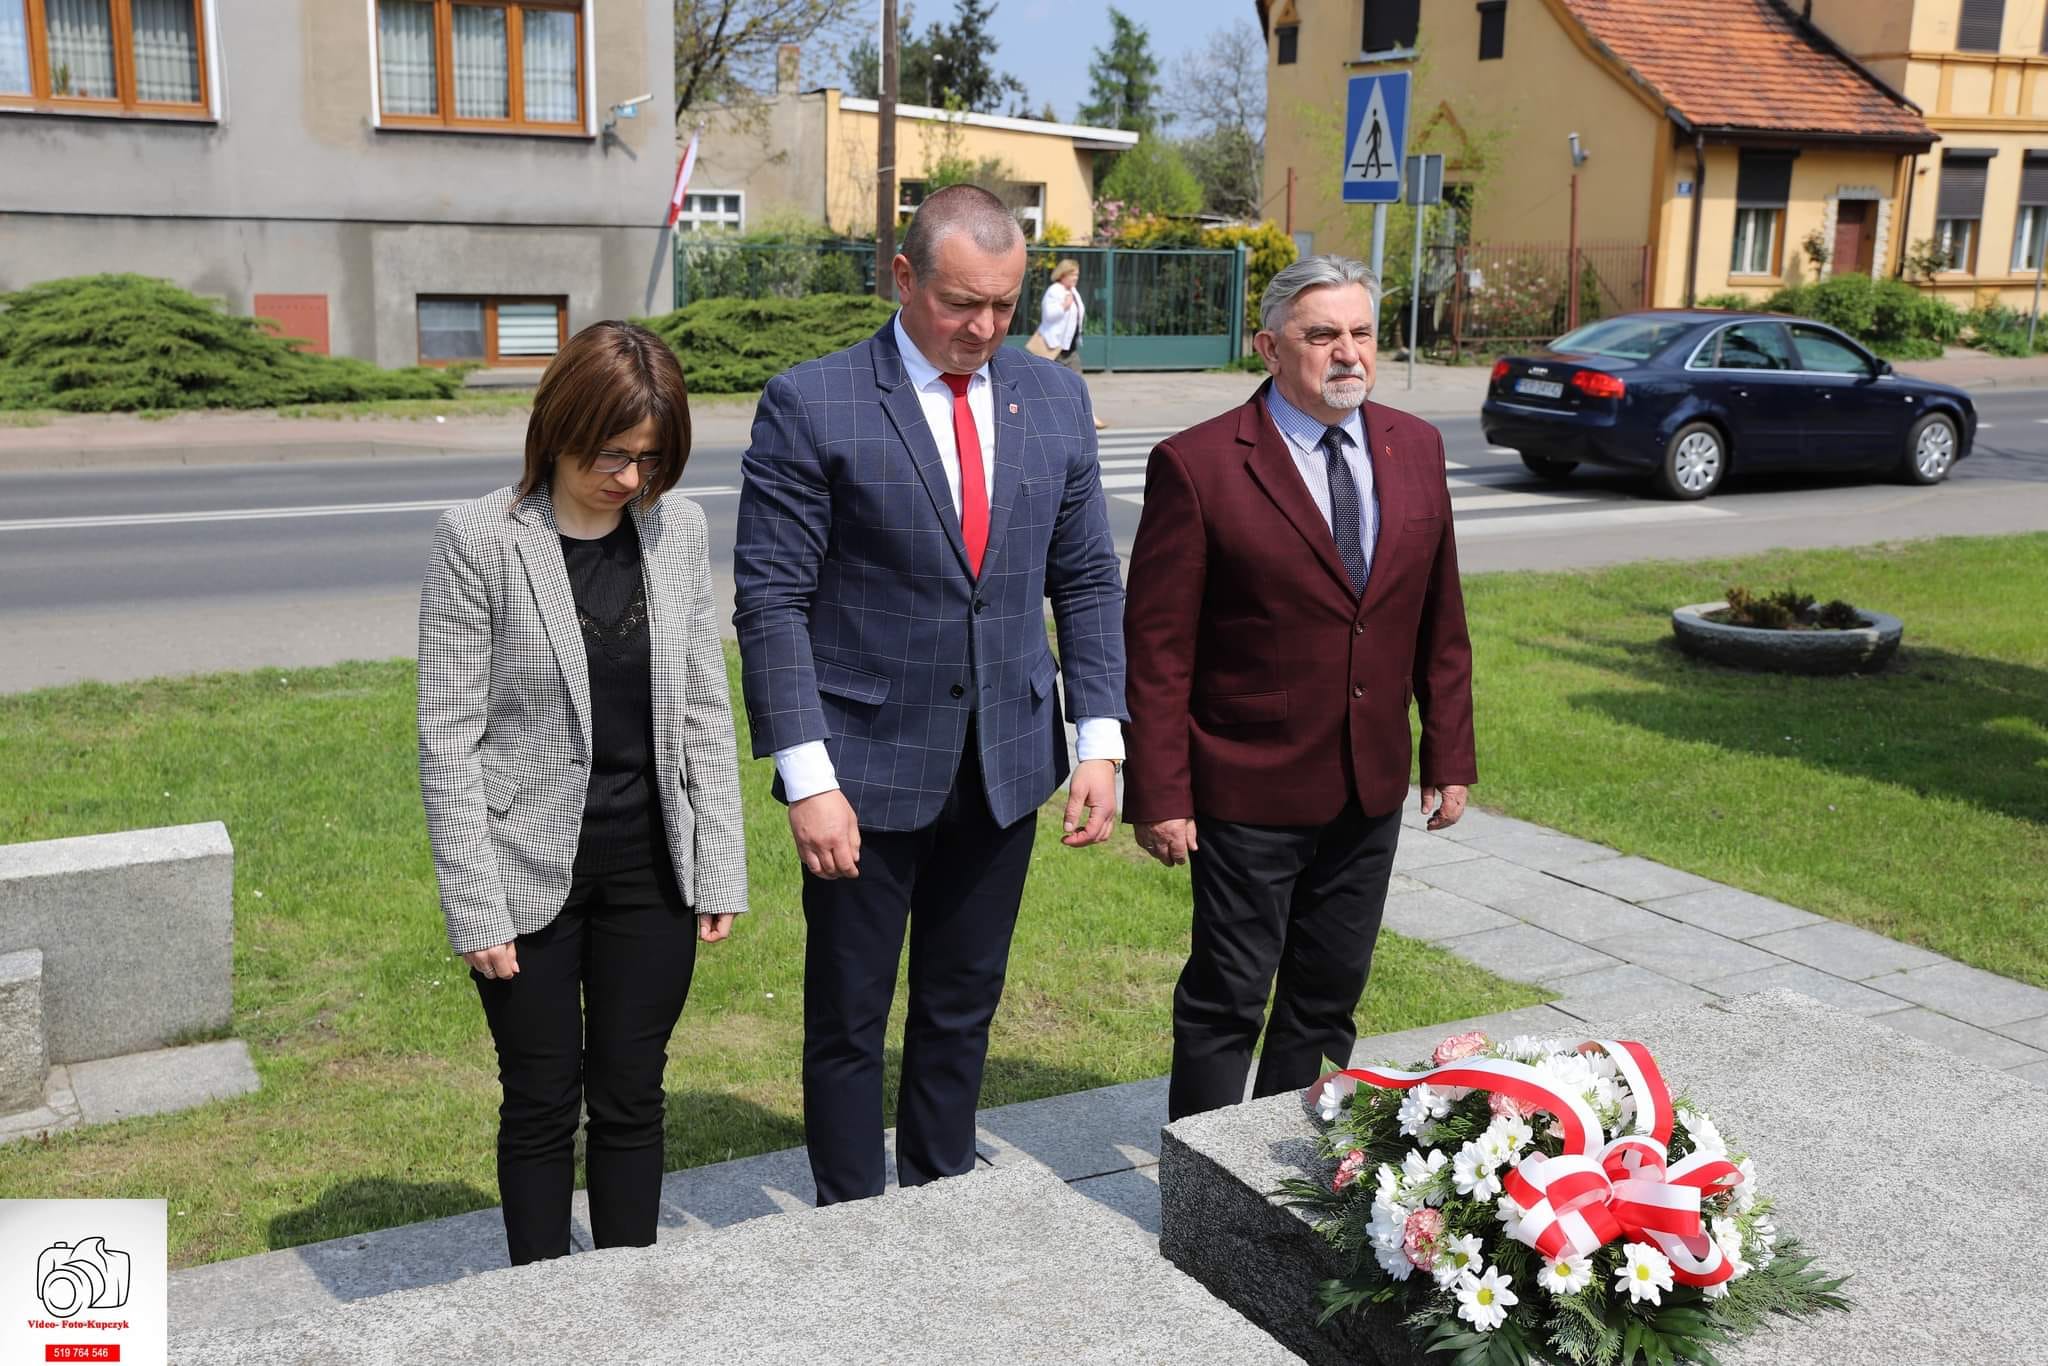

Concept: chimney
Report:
left=776, top=44, right=801, bottom=95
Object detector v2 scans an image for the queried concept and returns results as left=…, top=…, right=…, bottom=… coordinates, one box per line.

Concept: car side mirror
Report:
left=1876, top=359, right=1894, bottom=377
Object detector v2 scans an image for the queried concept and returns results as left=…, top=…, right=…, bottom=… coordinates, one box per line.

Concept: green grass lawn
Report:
left=1457, top=533, right=2048, bottom=985
left=0, top=651, right=1537, bottom=1269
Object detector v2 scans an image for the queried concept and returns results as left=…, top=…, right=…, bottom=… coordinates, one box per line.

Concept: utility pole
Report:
left=1284, top=166, right=1295, bottom=236
left=1370, top=205, right=1386, bottom=288
left=876, top=0, right=898, bottom=302
left=1567, top=170, right=1581, bottom=331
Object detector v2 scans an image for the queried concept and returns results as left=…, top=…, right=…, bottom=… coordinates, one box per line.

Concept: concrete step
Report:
left=172, top=1162, right=1301, bottom=1364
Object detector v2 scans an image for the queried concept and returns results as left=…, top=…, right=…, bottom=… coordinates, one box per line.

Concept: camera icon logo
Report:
left=36, top=1237, right=130, bottom=1317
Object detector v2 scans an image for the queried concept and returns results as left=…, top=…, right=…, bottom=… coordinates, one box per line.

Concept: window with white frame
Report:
left=674, top=191, right=742, bottom=232
left=1730, top=151, right=1793, bottom=277
left=1935, top=151, right=1991, bottom=274
left=0, top=0, right=210, bottom=113
left=1730, top=208, right=1779, bottom=276
left=2015, top=154, right=2048, bottom=273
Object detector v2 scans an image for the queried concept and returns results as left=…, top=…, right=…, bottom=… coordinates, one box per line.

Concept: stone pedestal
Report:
left=0, top=948, right=46, bottom=1113
left=1160, top=991, right=2048, bottom=1366
left=0, top=822, right=232, bottom=1064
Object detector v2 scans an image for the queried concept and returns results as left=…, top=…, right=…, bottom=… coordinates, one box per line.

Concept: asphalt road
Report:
left=4, top=390, right=2047, bottom=692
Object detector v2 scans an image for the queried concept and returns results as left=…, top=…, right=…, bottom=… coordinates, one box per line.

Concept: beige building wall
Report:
left=1261, top=0, right=1666, bottom=261
left=691, top=90, right=1123, bottom=241
left=1810, top=0, right=2048, bottom=309
left=823, top=99, right=1108, bottom=240
left=1657, top=145, right=1906, bottom=305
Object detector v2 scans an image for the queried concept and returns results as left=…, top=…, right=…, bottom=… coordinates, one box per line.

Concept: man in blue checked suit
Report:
left=733, top=185, right=1129, bottom=1205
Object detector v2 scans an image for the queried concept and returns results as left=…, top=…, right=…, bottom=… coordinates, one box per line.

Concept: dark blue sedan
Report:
left=1479, top=311, right=1976, bottom=499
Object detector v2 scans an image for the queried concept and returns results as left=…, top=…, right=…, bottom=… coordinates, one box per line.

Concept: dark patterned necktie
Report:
left=1321, top=426, right=1368, bottom=596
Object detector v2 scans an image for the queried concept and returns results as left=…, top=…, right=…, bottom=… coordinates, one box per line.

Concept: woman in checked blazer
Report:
left=417, top=320, right=747, bottom=1265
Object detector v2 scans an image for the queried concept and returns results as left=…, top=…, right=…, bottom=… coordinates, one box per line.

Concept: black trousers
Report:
left=472, top=857, right=697, bottom=1265
left=1167, top=802, right=1401, bottom=1122
left=800, top=740, right=1037, bottom=1205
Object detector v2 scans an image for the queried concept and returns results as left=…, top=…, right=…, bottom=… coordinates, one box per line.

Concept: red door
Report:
left=1831, top=201, right=1875, bottom=277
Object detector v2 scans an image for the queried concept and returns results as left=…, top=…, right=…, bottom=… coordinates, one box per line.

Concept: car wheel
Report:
left=1520, top=453, right=1579, bottom=481
left=1655, top=422, right=1725, bottom=500
left=1902, top=413, right=1957, bottom=485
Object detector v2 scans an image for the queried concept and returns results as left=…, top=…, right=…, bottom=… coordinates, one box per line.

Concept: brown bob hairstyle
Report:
left=517, top=320, right=691, bottom=504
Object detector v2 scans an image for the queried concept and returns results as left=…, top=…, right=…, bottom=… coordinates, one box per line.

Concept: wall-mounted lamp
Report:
left=1568, top=132, right=1590, bottom=169
left=603, top=93, right=654, bottom=138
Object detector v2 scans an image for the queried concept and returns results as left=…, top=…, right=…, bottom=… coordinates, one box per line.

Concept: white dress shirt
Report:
left=773, top=315, right=1124, bottom=803
left=1262, top=384, right=1379, bottom=581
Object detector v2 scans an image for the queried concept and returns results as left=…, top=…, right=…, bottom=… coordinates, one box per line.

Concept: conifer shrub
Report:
left=0, top=274, right=462, bottom=412
left=638, top=294, right=897, bottom=395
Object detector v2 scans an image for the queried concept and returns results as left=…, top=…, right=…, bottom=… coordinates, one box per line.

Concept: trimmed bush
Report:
left=0, top=274, right=462, bottom=412
left=1760, top=275, right=1959, bottom=360
left=638, top=294, right=897, bottom=395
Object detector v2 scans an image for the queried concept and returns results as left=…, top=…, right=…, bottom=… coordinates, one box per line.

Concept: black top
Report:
left=559, top=516, right=662, bottom=877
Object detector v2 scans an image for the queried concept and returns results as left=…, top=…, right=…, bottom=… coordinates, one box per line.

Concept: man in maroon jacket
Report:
left=1124, top=254, right=1477, bottom=1121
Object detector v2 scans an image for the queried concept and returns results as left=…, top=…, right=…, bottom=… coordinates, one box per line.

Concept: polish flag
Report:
left=665, top=127, right=702, bottom=228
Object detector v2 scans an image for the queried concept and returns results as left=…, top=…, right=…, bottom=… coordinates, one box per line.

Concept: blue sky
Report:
left=913, top=0, right=1258, bottom=125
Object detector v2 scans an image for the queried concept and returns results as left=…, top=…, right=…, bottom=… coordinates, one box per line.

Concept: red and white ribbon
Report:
left=1329, top=1039, right=1746, bottom=1286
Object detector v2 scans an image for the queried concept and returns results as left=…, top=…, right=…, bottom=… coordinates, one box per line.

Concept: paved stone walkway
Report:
left=1386, top=794, right=2048, bottom=1085
left=166, top=800, right=2048, bottom=1340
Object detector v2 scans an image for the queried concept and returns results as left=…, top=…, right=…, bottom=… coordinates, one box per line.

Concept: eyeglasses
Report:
left=591, top=452, right=661, bottom=475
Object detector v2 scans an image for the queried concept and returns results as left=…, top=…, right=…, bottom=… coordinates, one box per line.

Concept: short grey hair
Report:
left=1259, top=254, right=1381, bottom=333
left=900, top=184, right=1025, bottom=280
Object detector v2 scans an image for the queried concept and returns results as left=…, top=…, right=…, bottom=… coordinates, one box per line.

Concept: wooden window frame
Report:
left=0, top=0, right=212, bottom=118
left=417, top=295, right=567, bottom=367
left=374, top=0, right=586, bottom=137
left=1729, top=206, right=1782, bottom=278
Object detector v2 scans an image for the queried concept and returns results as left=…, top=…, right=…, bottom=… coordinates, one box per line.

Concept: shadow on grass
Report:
left=1533, top=635, right=2048, bottom=825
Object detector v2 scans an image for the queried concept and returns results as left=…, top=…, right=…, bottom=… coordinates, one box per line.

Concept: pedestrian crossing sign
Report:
left=1343, top=72, right=1409, bottom=204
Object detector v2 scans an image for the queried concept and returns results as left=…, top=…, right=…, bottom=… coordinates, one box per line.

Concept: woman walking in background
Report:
left=1032, top=257, right=1109, bottom=430
left=417, top=321, right=747, bottom=1265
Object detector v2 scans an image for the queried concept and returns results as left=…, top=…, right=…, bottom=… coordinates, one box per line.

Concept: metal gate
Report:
left=1004, top=245, right=1248, bottom=371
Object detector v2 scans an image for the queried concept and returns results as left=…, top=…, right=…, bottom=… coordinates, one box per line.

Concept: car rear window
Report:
left=1548, top=318, right=1694, bottom=360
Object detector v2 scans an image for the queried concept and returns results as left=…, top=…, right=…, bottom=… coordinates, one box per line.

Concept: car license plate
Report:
left=1515, top=378, right=1565, bottom=399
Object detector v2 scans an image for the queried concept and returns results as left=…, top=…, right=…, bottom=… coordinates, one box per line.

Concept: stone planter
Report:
left=1672, top=601, right=1902, bottom=675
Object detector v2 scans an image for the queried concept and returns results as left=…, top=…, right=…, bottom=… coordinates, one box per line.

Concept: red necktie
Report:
left=941, top=373, right=989, bottom=575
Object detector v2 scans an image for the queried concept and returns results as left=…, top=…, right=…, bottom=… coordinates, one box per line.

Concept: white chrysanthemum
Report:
left=1476, top=1125, right=1514, bottom=1168
left=1367, top=1197, right=1409, bottom=1252
left=1374, top=1239, right=1416, bottom=1281
left=1432, top=1233, right=1484, bottom=1289
left=1402, top=1147, right=1449, bottom=1205
left=1494, top=1195, right=1525, bottom=1230
left=1587, top=1051, right=1621, bottom=1081
left=1535, top=1254, right=1594, bottom=1295
left=1616, top=1243, right=1674, bottom=1305
left=1711, top=1216, right=1744, bottom=1261
left=1397, top=1084, right=1451, bottom=1137
left=1703, top=1278, right=1732, bottom=1299
left=1733, top=1156, right=1759, bottom=1213
left=1686, top=1110, right=1728, bottom=1157
left=1374, top=1162, right=1402, bottom=1206
left=1488, top=1115, right=1534, bottom=1160
left=1505, top=1034, right=1558, bottom=1062
left=1753, top=1216, right=1779, bottom=1269
left=1455, top=1266, right=1519, bottom=1332
left=1316, top=1079, right=1344, bottom=1122
left=1453, top=1143, right=1502, bottom=1201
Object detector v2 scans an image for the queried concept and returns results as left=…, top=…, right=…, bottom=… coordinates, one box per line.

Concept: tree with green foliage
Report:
left=845, top=0, right=1027, bottom=113
left=0, top=275, right=460, bottom=412
left=1098, top=136, right=1201, bottom=217
left=1079, top=8, right=1163, bottom=136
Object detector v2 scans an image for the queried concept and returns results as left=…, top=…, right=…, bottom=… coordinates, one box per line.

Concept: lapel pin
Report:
left=1009, top=403, right=1019, bottom=414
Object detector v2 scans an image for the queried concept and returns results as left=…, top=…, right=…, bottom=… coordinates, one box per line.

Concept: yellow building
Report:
left=1258, top=0, right=1937, bottom=310
left=1811, top=0, right=2048, bottom=309
left=686, top=51, right=1135, bottom=242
